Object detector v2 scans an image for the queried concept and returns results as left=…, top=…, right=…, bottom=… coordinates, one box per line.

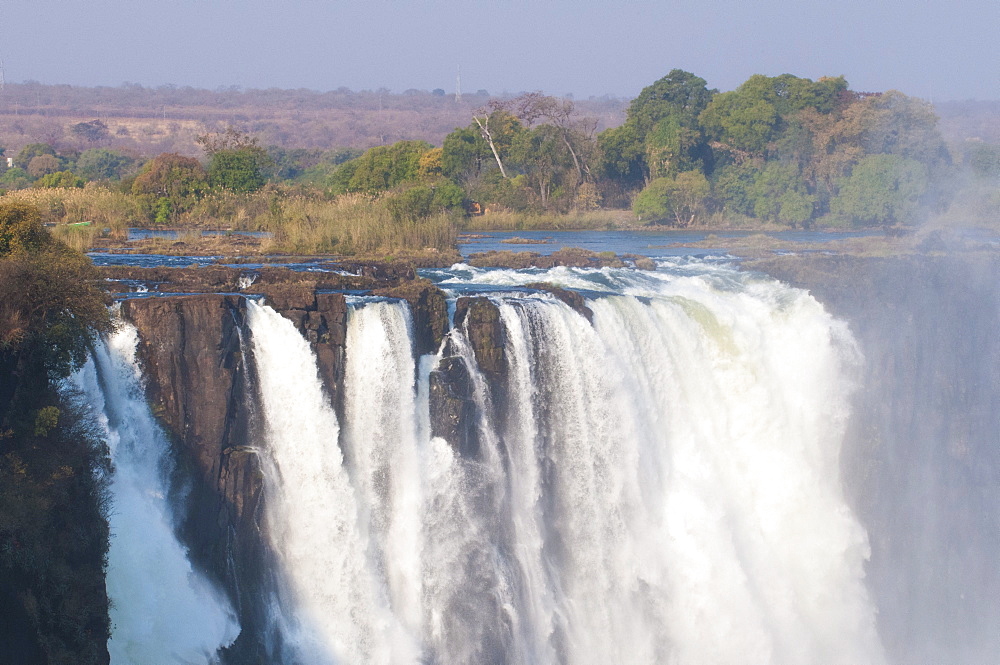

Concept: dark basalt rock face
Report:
left=428, top=354, right=480, bottom=458
left=121, top=294, right=269, bottom=659
left=428, top=297, right=509, bottom=458
left=454, top=297, right=507, bottom=384
left=267, top=291, right=349, bottom=415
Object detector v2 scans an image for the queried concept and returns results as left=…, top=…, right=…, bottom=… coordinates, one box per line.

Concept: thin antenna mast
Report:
left=455, top=65, right=462, bottom=103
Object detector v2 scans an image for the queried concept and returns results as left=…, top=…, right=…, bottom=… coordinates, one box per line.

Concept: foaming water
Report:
left=246, top=300, right=417, bottom=664
left=243, top=263, right=883, bottom=664
left=68, top=322, right=238, bottom=663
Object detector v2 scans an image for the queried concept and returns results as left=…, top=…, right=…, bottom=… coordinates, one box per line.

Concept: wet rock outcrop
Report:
left=428, top=297, right=508, bottom=458
left=373, top=279, right=449, bottom=356
left=467, top=247, right=627, bottom=269
left=121, top=294, right=268, bottom=658
left=428, top=355, right=480, bottom=458
left=526, top=282, right=594, bottom=323
left=265, top=290, right=349, bottom=411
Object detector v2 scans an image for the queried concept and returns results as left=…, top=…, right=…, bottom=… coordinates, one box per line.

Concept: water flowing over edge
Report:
left=65, top=317, right=240, bottom=664
left=243, top=263, right=885, bottom=665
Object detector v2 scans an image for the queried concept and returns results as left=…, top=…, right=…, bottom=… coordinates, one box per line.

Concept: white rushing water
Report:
left=246, top=300, right=419, bottom=664
left=67, top=321, right=239, bottom=664
left=245, top=263, right=884, bottom=665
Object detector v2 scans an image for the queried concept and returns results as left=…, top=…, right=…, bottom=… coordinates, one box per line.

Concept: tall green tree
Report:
left=328, top=140, right=431, bottom=195
left=441, top=125, right=493, bottom=183
left=599, top=69, right=715, bottom=187
left=14, top=144, right=57, bottom=171
left=700, top=74, right=849, bottom=162
left=208, top=149, right=269, bottom=192
left=831, top=154, right=929, bottom=227
left=75, top=148, right=135, bottom=181
left=510, top=124, right=574, bottom=209
left=633, top=170, right=710, bottom=226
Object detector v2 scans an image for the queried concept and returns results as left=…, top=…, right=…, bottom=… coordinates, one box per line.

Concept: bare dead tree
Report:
left=472, top=101, right=512, bottom=178
left=506, top=92, right=596, bottom=186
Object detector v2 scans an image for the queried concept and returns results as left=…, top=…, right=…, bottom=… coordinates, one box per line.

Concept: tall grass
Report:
left=463, top=209, right=636, bottom=231
left=265, top=193, right=455, bottom=255
left=181, top=188, right=280, bottom=230
left=2, top=186, right=141, bottom=240
left=50, top=224, right=101, bottom=253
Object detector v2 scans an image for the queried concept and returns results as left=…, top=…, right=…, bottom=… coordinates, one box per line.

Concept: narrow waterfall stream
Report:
left=68, top=321, right=239, bottom=664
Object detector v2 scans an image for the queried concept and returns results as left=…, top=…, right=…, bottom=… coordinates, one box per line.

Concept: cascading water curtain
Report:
left=245, top=262, right=885, bottom=665
left=67, top=321, right=238, bottom=664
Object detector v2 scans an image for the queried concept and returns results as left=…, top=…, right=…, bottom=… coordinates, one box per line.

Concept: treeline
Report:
left=428, top=71, right=955, bottom=228
left=2, top=70, right=999, bottom=243
left=267, top=70, right=996, bottom=230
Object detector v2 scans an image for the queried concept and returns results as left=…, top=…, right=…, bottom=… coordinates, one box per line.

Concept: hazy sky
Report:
left=3, top=0, right=998, bottom=100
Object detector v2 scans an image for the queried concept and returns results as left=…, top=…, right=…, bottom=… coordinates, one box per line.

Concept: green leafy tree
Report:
left=131, top=153, right=209, bottom=224
left=384, top=179, right=464, bottom=221
left=442, top=125, right=493, bottom=182
left=749, top=162, right=815, bottom=226
left=471, top=108, right=524, bottom=179
left=329, top=140, right=431, bottom=195
left=599, top=69, right=715, bottom=188
left=296, top=148, right=364, bottom=185
left=510, top=124, right=575, bottom=209
left=208, top=148, right=269, bottom=192
left=14, top=143, right=57, bottom=170
left=627, top=69, right=717, bottom=136
left=646, top=115, right=710, bottom=179
left=34, top=171, right=85, bottom=189
left=633, top=170, right=710, bottom=226
left=597, top=122, right=647, bottom=189
left=831, top=154, right=928, bottom=227
left=197, top=128, right=271, bottom=193
left=0, top=167, right=32, bottom=190
left=700, top=74, right=848, bottom=162
left=75, top=148, right=135, bottom=181
left=712, top=162, right=758, bottom=217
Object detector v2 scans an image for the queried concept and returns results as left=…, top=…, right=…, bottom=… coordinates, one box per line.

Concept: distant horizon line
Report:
left=1, top=77, right=996, bottom=105
left=1, top=78, right=633, bottom=102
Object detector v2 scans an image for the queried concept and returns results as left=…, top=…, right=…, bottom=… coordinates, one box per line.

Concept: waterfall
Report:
left=242, top=263, right=884, bottom=665
left=489, top=285, right=882, bottom=665
left=67, top=321, right=239, bottom=663
left=246, top=300, right=418, bottom=664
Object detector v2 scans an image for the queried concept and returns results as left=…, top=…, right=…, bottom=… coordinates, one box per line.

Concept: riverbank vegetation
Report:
left=0, top=201, right=113, bottom=663
left=1, top=70, right=997, bottom=256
